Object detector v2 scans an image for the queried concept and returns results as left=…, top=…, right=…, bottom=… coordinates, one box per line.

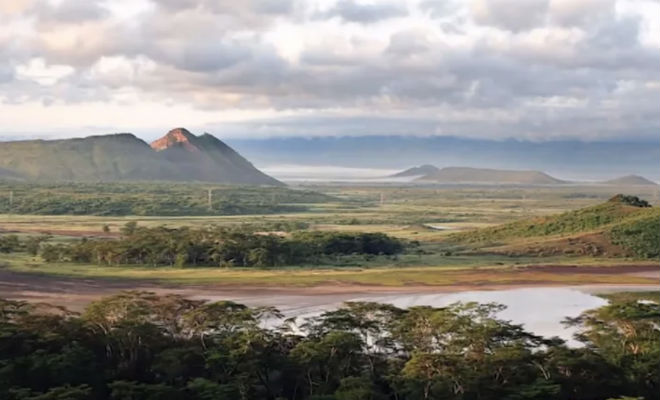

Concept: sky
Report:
left=0, top=0, right=658, bottom=142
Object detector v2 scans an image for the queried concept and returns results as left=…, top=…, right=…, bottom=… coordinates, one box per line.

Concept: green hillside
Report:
left=609, top=213, right=660, bottom=258
left=149, top=128, right=281, bottom=186
left=0, top=134, right=177, bottom=181
left=450, top=195, right=660, bottom=258
left=0, top=129, right=281, bottom=185
left=0, top=181, right=334, bottom=216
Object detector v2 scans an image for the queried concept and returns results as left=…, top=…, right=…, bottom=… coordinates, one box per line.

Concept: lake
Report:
left=197, top=286, right=653, bottom=346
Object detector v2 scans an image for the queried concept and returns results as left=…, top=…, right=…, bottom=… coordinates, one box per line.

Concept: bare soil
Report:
left=0, top=263, right=657, bottom=311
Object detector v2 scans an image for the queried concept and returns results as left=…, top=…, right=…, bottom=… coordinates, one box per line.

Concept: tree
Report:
left=120, top=222, right=138, bottom=237
left=0, top=292, right=657, bottom=400
left=0, top=235, right=20, bottom=253
left=15, top=385, right=92, bottom=400
left=567, top=297, right=660, bottom=399
left=24, top=235, right=50, bottom=256
left=291, top=331, right=364, bottom=397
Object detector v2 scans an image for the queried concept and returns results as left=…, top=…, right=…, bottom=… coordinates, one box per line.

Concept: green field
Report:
left=1, top=182, right=659, bottom=287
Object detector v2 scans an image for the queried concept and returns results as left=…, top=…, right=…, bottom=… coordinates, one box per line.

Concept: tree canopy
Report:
left=0, top=292, right=657, bottom=400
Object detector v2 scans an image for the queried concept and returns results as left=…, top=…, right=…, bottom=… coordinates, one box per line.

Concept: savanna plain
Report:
left=0, top=181, right=658, bottom=301
left=0, top=180, right=659, bottom=400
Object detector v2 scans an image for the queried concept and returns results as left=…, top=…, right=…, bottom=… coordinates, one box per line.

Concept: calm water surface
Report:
left=353, top=288, right=609, bottom=345
left=198, top=286, right=648, bottom=345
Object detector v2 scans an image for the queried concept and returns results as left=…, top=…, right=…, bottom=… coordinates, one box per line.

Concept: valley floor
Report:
left=1, top=183, right=658, bottom=310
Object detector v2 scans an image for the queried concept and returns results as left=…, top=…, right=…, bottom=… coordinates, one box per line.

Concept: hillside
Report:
left=0, top=181, right=332, bottom=216
left=149, top=128, right=282, bottom=186
left=417, top=167, right=564, bottom=184
left=601, top=175, right=658, bottom=186
left=449, top=195, right=660, bottom=258
left=390, top=164, right=439, bottom=177
left=0, top=129, right=281, bottom=185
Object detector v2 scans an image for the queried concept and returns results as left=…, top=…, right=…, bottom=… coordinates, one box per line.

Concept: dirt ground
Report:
left=0, top=264, right=657, bottom=311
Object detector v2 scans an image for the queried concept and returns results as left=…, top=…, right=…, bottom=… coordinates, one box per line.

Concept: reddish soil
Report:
left=486, top=232, right=630, bottom=258
left=0, top=264, right=657, bottom=311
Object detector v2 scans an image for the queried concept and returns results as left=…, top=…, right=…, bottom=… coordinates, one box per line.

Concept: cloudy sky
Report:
left=1, top=0, right=658, bottom=141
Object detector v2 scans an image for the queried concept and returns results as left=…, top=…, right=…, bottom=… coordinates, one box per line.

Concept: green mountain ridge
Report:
left=0, top=129, right=282, bottom=186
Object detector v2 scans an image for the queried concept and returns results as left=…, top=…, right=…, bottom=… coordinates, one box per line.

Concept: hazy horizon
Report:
left=1, top=129, right=657, bottom=182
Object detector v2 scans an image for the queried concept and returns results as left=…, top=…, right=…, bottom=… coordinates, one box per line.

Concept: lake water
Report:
left=196, top=286, right=654, bottom=345
left=352, top=288, right=608, bottom=345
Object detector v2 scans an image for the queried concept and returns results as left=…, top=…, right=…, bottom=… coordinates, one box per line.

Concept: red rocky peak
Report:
left=150, top=128, right=200, bottom=152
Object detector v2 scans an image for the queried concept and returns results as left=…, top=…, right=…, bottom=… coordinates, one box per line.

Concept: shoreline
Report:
left=0, top=265, right=657, bottom=311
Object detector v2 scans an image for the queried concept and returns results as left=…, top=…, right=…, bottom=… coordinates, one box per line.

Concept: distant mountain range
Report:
left=226, top=135, right=660, bottom=181
left=601, top=175, right=658, bottom=186
left=390, top=165, right=440, bottom=178
left=0, top=128, right=281, bottom=185
left=390, top=165, right=658, bottom=186
left=1, top=129, right=658, bottom=187
left=419, top=167, right=563, bottom=184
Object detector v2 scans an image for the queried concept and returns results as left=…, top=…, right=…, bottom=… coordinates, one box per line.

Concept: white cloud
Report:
left=0, top=0, right=657, bottom=141
left=15, top=57, right=74, bottom=85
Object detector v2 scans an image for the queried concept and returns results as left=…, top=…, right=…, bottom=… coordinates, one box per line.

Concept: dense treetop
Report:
left=0, top=291, right=657, bottom=400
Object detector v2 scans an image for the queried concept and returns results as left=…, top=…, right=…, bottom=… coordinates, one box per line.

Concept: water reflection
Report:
left=199, top=287, right=631, bottom=346
left=353, top=288, right=609, bottom=345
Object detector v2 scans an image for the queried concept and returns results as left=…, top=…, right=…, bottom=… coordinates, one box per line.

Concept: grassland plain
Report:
left=0, top=252, right=656, bottom=287
left=0, top=182, right=659, bottom=289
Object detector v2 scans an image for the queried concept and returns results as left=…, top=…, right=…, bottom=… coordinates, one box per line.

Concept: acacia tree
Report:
left=0, top=292, right=658, bottom=400
left=567, top=298, right=660, bottom=399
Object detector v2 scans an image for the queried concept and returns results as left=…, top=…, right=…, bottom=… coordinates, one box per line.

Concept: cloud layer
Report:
left=0, top=0, right=658, bottom=141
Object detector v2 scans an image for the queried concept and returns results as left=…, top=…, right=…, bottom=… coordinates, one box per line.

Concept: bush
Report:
left=40, top=227, right=405, bottom=268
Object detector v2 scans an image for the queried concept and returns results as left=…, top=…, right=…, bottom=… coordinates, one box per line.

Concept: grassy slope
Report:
left=449, top=197, right=660, bottom=258
left=0, top=132, right=281, bottom=185
left=609, top=213, right=660, bottom=258
left=599, top=291, right=660, bottom=303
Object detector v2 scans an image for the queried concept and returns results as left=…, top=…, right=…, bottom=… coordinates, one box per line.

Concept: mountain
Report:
left=149, top=128, right=282, bottom=186
left=416, top=167, right=564, bottom=184
left=601, top=175, right=658, bottom=186
left=450, top=194, right=659, bottom=259
left=0, top=167, right=23, bottom=180
left=0, top=133, right=177, bottom=181
left=226, top=135, right=660, bottom=181
left=0, top=128, right=281, bottom=185
left=390, top=165, right=439, bottom=177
